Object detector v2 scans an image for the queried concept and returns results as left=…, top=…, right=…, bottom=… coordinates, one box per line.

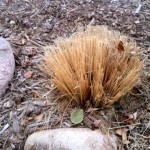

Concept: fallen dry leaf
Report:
left=34, top=114, right=44, bottom=122
left=83, top=117, right=93, bottom=128
left=116, top=128, right=130, bottom=144
left=123, top=140, right=130, bottom=145
left=93, top=120, right=101, bottom=128
left=118, top=41, right=124, bottom=52
left=124, top=112, right=138, bottom=124
left=32, top=49, right=37, bottom=56
left=32, top=91, right=41, bottom=98
left=15, top=96, right=22, bottom=105
left=21, top=117, right=34, bottom=126
left=24, top=71, right=33, bottom=79
left=128, top=112, right=137, bottom=121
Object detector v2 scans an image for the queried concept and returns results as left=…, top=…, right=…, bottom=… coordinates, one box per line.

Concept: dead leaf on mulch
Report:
left=15, top=96, right=22, bottom=105
left=124, top=112, right=138, bottom=124
left=116, top=128, right=130, bottom=144
left=128, top=112, right=137, bottom=121
left=24, top=71, right=33, bottom=79
left=83, top=117, right=93, bottom=128
left=118, top=41, right=124, bottom=52
left=34, top=114, right=44, bottom=123
left=21, top=117, right=34, bottom=126
left=93, top=120, right=101, bottom=128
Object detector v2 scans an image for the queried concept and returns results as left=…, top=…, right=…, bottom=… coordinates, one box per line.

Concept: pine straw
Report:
left=42, top=26, right=142, bottom=108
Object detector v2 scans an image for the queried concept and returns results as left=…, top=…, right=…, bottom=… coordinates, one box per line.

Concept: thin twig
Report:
left=24, top=34, right=45, bottom=48
left=26, top=119, right=56, bottom=129
left=135, top=133, right=150, bottom=139
left=109, top=123, right=141, bottom=130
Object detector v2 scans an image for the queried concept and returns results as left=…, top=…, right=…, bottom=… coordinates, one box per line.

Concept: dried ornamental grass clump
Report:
left=42, top=26, right=142, bottom=108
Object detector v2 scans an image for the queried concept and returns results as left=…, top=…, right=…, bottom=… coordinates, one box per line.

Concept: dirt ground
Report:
left=0, top=0, right=150, bottom=150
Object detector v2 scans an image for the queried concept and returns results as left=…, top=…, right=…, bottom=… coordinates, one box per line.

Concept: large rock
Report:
left=24, top=128, right=117, bottom=150
left=0, top=37, right=15, bottom=97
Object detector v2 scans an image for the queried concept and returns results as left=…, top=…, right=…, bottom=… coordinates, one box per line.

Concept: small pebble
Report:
left=10, top=20, right=16, bottom=25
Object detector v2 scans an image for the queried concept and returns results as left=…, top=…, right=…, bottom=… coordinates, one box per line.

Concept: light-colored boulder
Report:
left=24, top=128, right=117, bottom=150
left=0, top=37, right=15, bottom=97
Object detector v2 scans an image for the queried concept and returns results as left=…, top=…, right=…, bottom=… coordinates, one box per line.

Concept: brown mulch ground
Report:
left=0, top=0, right=150, bottom=150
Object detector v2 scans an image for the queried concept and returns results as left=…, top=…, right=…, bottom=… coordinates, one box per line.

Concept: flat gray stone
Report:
left=0, top=37, right=15, bottom=97
left=24, top=128, right=117, bottom=150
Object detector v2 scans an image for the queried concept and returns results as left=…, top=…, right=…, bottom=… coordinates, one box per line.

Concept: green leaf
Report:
left=70, top=109, right=84, bottom=124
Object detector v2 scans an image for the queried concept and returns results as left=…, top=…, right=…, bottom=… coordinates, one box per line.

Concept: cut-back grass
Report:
left=42, top=26, right=142, bottom=108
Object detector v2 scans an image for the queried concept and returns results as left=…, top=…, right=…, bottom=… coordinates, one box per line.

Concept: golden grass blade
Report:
left=41, top=25, right=142, bottom=108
